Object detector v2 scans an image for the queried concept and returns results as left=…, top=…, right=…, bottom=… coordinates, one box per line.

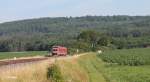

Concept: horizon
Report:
left=0, top=0, right=150, bottom=23
left=1, top=15, right=150, bottom=24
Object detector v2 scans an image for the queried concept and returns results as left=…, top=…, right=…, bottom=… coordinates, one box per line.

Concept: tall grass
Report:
left=0, top=60, right=50, bottom=82
left=78, top=53, right=107, bottom=82
left=53, top=53, right=107, bottom=82
left=56, top=57, right=89, bottom=82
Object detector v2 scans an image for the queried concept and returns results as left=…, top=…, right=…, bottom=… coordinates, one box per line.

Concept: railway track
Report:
left=0, top=57, right=48, bottom=66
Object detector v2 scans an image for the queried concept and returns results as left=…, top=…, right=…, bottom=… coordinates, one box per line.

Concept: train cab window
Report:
left=53, top=49, right=57, bottom=51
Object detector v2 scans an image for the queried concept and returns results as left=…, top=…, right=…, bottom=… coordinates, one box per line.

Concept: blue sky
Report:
left=0, top=0, right=150, bottom=22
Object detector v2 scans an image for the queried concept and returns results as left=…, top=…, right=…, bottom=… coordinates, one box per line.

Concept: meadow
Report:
left=0, top=51, right=47, bottom=60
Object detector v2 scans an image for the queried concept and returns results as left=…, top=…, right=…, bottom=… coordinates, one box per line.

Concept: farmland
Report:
left=56, top=48, right=150, bottom=82
left=0, top=48, right=150, bottom=82
left=77, top=50, right=150, bottom=82
left=96, top=48, right=150, bottom=82
left=99, top=48, right=150, bottom=66
left=0, top=51, right=47, bottom=60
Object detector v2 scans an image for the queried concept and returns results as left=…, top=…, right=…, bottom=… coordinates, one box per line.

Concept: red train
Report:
left=52, top=46, right=67, bottom=56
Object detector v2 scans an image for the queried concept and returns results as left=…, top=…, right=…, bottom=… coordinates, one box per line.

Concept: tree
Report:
left=77, top=30, right=100, bottom=51
left=98, top=36, right=111, bottom=46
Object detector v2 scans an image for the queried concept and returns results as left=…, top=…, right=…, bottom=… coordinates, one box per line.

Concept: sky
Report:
left=0, top=0, right=150, bottom=23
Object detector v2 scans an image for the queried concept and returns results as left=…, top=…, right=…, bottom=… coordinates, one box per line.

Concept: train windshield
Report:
left=53, top=49, right=57, bottom=51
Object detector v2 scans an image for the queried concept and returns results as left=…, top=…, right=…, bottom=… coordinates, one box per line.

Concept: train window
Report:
left=53, top=49, right=57, bottom=51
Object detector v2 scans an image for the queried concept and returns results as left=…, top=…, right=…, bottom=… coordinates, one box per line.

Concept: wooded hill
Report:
left=0, top=16, right=150, bottom=52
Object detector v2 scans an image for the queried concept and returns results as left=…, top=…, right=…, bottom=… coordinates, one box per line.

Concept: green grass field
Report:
left=0, top=51, right=47, bottom=60
left=77, top=51, right=150, bottom=82
left=78, top=53, right=106, bottom=82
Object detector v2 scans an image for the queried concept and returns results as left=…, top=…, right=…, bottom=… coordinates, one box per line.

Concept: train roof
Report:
left=52, top=46, right=66, bottom=48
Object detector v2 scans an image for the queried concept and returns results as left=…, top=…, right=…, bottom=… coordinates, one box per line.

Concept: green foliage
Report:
left=77, top=30, right=114, bottom=51
left=67, top=48, right=77, bottom=55
left=72, top=41, right=91, bottom=51
left=98, top=36, right=111, bottom=46
left=99, top=48, right=150, bottom=66
left=77, top=30, right=100, bottom=51
left=77, top=30, right=99, bottom=43
left=47, top=64, right=64, bottom=82
left=0, top=16, right=150, bottom=51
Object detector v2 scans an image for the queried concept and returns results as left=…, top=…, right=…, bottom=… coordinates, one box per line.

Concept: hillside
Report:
left=0, top=16, right=150, bottom=51
left=1, top=16, right=150, bottom=36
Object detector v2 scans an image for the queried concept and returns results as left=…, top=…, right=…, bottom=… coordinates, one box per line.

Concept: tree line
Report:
left=0, top=16, right=150, bottom=52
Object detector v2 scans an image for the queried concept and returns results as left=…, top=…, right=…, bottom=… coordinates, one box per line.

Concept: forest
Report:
left=0, top=15, right=150, bottom=52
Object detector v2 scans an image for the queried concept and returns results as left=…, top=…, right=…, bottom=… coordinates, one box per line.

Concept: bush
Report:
left=68, top=48, right=77, bottom=55
left=47, top=64, right=64, bottom=82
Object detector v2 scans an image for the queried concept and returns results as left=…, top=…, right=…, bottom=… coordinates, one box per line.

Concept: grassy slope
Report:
left=78, top=53, right=107, bottom=82
left=57, top=50, right=150, bottom=82
left=0, top=51, right=47, bottom=60
left=56, top=53, right=107, bottom=82
left=57, top=57, right=89, bottom=82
